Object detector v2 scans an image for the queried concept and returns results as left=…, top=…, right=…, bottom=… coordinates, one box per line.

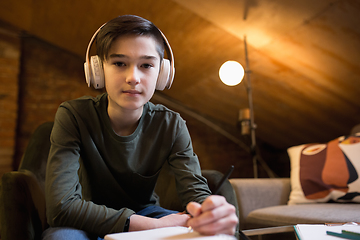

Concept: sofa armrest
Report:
left=0, top=170, right=47, bottom=240
left=229, top=178, right=290, bottom=229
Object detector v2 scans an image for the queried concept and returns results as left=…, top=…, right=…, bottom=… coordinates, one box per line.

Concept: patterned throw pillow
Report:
left=287, top=134, right=360, bottom=205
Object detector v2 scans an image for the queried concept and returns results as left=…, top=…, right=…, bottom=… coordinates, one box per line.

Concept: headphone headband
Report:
left=84, top=23, right=106, bottom=88
left=84, top=20, right=175, bottom=90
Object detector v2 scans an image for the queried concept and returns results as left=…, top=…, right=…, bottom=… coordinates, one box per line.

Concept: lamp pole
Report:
left=219, top=36, right=262, bottom=178
left=243, top=35, right=258, bottom=178
left=219, top=38, right=277, bottom=179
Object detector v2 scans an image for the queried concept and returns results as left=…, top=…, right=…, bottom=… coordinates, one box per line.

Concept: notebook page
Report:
left=104, top=226, right=237, bottom=240
left=295, top=224, right=360, bottom=240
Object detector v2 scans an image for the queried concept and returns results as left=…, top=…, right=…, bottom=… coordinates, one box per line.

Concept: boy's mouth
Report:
left=123, top=89, right=141, bottom=95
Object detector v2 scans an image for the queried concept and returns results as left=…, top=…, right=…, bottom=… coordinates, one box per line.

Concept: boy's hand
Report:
left=186, top=195, right=238, bottom=236
left=129, top=213, right=190, bottom=232
left=157, top=212, right=191, bottom=228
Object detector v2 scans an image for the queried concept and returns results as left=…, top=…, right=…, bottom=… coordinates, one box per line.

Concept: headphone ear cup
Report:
left=84, top=61, right=91, bottom=87
left=156, top=59, right=171, bottom=91
left=90, top=55, right=105, bottom=89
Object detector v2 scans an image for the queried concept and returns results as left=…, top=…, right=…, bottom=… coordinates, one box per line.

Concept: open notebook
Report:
left=104, top=227, right=237, bottom=240
left=295, top=224, right=360, bottom=240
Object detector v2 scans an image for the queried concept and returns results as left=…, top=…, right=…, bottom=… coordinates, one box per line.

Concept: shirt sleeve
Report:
left=45, top=104, right=134, bottom=237
left=167, top=118, right=212, bottom=207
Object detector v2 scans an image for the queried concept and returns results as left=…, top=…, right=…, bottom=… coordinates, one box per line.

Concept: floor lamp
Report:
left=219, top=36, right=258, bottom=178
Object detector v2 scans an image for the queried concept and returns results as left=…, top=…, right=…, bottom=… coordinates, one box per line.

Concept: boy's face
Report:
left=103, top=35, right=161, bottom=113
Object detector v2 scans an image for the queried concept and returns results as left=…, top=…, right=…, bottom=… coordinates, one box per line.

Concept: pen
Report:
left=343, top=230, right=360, bottom=237
left=326, top=230, right=360, bottom=240
left=185, top=165, right=234, bottom=215
left=184, top=165, right=234, bottom=214
left=213, top=165, right=234, bottom=195
left=186, top=165, right=234, bottom=232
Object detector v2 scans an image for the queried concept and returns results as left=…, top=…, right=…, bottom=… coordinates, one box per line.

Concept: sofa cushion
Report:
left=0, top=170, right=47, bottom=240
left=246, top=203, right=360, bottom=228
left=288, top=134, right=360, bottom=205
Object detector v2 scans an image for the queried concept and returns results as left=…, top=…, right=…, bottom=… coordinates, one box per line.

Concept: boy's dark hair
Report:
left=96, top=15, right=165, bottom=62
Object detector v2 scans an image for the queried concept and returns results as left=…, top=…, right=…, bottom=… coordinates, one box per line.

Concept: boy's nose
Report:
left=126, top=66, right=140, bottom=85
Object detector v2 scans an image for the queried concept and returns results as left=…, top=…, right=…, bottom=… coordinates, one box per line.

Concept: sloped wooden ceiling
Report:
left=172, top=0, right=360, bottom=148
left=1, top=0, right=360, bottom=149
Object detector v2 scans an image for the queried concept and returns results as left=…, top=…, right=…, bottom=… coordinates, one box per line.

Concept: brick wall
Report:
left=0, top=24, right=21, bottom=176
left=13, top=36, right=102, bottom=169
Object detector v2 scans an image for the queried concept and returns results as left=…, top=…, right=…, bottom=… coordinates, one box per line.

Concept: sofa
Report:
left=229, top=123, right=360, bottom=236
left=230, top=178, right=360, bottom=227
left=0, top=122, right=239, bottom=240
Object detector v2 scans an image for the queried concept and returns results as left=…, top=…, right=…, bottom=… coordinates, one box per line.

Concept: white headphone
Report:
left=84, top=22, right=175, bottom=91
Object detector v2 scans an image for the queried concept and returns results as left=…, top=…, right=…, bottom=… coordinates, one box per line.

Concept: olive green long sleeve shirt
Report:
left=45, top=93, right=211, bottom=237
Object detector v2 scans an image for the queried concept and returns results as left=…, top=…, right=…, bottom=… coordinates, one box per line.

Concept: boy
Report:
left=43, top=15, right=238, bottom=240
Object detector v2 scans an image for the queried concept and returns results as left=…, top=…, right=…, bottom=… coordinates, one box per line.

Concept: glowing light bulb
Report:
left=219, top=61, right=245, bottom=86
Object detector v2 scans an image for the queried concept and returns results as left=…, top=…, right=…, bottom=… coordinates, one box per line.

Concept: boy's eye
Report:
left=114, top=62, right=125, bottom=67
left=142, top=63, right=153, bottom=69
